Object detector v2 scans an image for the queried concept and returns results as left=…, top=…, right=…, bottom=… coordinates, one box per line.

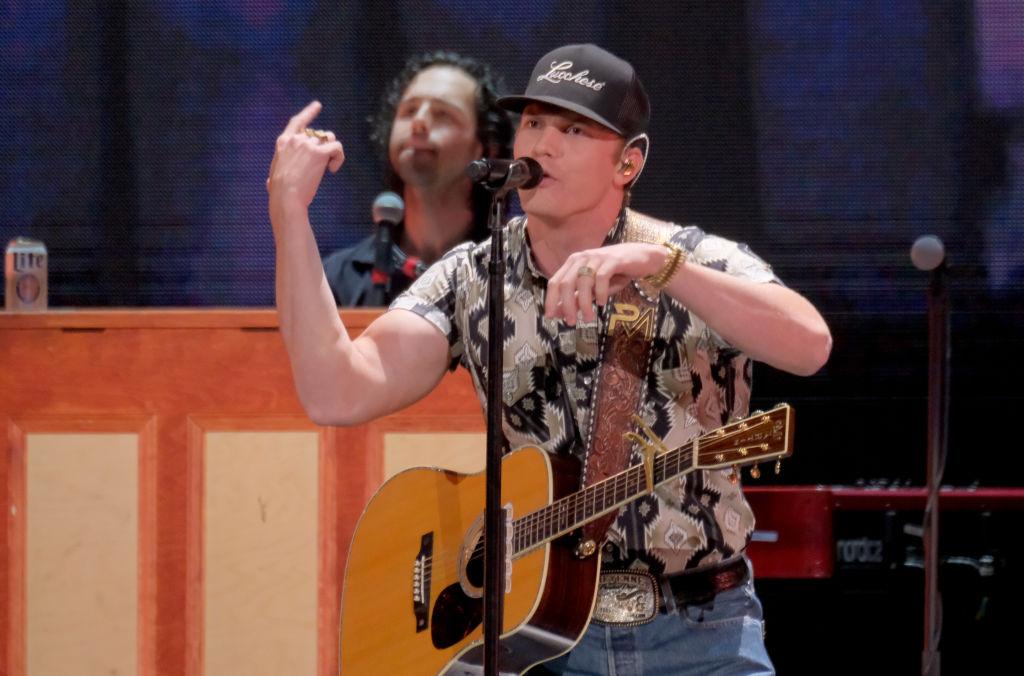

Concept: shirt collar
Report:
left=518, top=211, right=626, bottom=282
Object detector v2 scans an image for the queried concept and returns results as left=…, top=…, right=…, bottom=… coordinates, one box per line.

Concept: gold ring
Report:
left=577, top=265, right=596, bottom=277
left=303, top=128, right=331, bottom=143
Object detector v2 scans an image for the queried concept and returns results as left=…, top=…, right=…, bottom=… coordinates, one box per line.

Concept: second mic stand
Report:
left=922, top=259, right=949, bottom=676
left=369, top=220, right=393, bottom=306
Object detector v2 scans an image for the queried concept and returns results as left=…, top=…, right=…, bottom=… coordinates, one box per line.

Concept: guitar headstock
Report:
left=694, top=404, right=794, bottom=473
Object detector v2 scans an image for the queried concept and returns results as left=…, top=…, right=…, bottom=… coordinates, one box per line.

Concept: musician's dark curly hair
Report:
left=370, top=51, right=514, bottom=242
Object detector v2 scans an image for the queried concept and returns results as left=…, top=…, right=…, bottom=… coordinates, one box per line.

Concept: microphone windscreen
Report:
left=910, top=235, right=945, bottom=271
left=515, top=157, right=543, bottom=189
left=372, top=191, right=405, bottom=225
left=465, top=159, right=493, bottom=183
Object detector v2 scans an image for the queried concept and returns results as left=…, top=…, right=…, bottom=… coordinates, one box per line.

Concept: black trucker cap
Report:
left=497, top=43, right=650, bottom=139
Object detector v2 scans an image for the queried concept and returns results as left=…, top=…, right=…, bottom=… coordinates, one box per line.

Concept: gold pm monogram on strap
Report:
left=602, top=209, right=681, bottom=341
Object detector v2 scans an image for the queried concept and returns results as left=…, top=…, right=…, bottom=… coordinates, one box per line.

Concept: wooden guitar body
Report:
left=339, top=446, right=599, bottom=675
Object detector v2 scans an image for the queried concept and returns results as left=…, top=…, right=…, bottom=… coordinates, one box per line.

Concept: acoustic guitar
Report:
left=340, top=404, right=793, bottom=674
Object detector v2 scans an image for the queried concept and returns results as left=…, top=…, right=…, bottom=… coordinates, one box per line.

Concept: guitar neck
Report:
left=510, top=404, right=792, bottom=557
left=511, top=443, right=694, bottom=556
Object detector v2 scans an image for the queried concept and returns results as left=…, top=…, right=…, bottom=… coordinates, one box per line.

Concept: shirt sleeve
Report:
left=668, top=226, right=782, bottom=286
left=388, top=242, right=474, bottom=368
left=666, top=225, right=783, bottom=350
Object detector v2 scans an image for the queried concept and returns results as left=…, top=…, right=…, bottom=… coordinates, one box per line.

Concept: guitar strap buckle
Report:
left=591, top=570, right=661, bottom=626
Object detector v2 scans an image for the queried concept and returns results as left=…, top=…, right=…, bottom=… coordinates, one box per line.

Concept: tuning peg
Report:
left=750, top=464, right=761, bottom=479
left=729, top=465, right=740, bottom=484
left=774, top=459, right=782, bottom=475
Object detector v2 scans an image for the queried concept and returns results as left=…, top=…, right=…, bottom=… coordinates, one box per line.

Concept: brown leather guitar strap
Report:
left=579, top=208, right=678, bottom=549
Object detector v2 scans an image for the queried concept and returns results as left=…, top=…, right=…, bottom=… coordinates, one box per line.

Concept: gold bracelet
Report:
left=643, top=243, right=687, bottom=290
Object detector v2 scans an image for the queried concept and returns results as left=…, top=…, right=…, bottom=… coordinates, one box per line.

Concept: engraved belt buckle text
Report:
left=591, top=570, right=661, bottom=626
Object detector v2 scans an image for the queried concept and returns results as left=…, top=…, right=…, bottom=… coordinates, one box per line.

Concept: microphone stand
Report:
left=482, top=186, right=510, bottom=676
left=922, top=257, right=949, bottom=676
left=369, top=219, right=393, bottom=306
left=465, top=157, right=540, bottom=674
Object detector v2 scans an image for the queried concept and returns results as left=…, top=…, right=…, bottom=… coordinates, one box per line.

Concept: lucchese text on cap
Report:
left=536, top=61, right=606, bottom=91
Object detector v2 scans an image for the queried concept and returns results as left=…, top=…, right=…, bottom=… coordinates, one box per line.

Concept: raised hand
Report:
left=266, top=101, right=345, bottom=211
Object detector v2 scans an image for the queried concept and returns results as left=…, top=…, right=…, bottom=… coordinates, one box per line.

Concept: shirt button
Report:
left=582, top=375, right=593, bottom=386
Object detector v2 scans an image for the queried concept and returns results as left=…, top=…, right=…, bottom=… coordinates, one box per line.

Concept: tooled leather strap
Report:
left=580, top=209, right=678, bottom=545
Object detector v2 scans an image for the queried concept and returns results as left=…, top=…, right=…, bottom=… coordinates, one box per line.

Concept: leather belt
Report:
left=592, top=558, right=750, bottom=626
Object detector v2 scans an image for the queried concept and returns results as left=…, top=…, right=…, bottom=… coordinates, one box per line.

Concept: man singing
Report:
left=268, top=43, right=831, bottom=674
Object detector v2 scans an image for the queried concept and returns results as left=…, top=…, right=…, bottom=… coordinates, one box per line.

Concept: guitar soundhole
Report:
left=466, top=547, right=484, bottom=589
left=431, top=583, right=482, bottom=649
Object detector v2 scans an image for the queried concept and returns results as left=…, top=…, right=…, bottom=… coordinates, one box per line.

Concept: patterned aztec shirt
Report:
left=391, top=212, right=781, bottom=577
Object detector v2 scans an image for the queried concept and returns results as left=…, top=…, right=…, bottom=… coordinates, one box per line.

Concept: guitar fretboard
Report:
left=511, top=443, right=696, bottom=555
left=458, top=405, right=788, bottom=570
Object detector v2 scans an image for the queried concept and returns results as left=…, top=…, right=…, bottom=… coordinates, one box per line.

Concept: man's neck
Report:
left=399, top=182, right=475, bottom=264
left=526, top=204, right=623, bottom=278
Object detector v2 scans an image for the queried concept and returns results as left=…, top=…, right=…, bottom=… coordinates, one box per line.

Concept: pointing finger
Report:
left=284, top=100, right=322, bottom=136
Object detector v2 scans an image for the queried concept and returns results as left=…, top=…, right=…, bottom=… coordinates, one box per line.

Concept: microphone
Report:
left=466, top=157, right=543, bottom=190
left=369, top=191, right=405, bottom=306
left=911, top=235, right=946, bottom=272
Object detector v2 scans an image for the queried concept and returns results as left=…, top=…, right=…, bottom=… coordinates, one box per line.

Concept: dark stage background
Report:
left=2, top=1, right=1023, bottom=670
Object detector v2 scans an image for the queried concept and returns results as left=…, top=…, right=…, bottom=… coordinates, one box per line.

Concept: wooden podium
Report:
left=0, top=309, right=484, bottom=676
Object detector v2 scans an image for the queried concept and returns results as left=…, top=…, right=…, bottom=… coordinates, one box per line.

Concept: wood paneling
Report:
left=203, top=431, right=319, bottom=675
left=4, top=421, right=26, bottom=676
left=384, top=431, right=487, bottom=477
left=0, top=310, right=483, bottom=676
left=25, top=432, right=139, bottom=675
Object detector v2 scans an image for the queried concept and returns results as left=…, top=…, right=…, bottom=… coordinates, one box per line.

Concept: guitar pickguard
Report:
left=431, top=582, right=483, bottom=649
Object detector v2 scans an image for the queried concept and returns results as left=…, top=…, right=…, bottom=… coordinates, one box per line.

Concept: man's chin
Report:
left=520, top=203, right=569, bottom=222
left=395, top=148, right=439, bottom=172
left=396, top=164, right=439, bottom=188
left=521, top=199, right=568, bottom=222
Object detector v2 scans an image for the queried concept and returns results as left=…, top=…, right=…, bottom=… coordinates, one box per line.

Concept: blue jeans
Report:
left=533, top=561, right=774, bottom=675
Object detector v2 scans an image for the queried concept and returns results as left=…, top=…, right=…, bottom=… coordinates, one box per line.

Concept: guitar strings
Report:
left=422, top=452, right=688, bottom=573
left=423, top=412, right=787, bottom=572
left=454, top=446, right=697, bottom=568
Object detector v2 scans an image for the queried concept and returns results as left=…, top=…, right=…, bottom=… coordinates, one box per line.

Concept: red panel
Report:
left=744, top=486, right=1024, bottom=579
left=831, top=487, right=1024, bottom=511
left=744, top=487, right=834, bottom=578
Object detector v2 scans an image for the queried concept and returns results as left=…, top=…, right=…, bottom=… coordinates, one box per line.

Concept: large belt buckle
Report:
left=591, top=571, right=661, bottom=627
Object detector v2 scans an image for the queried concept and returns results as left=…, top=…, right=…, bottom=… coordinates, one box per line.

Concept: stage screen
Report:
left=1, top=1, right=1021, bottom=485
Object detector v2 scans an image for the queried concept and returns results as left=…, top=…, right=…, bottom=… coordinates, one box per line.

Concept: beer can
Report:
left=5, top=237, right=48, bottom=311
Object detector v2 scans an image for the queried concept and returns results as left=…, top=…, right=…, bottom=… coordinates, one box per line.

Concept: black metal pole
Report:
left=483, top=192, right=508, bottom=676
left=914, top=235, right=948, bottom=676
left=368, top=218, right=392, bottom=307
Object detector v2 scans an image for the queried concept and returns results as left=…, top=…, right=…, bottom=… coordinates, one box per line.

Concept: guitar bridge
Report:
left=412, top=532, right=433, bottom=632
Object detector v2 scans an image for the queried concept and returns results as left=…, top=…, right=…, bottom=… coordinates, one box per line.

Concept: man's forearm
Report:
left=663, top=262, right=832, bottom=376
left=272, top=200, right=357, bottom=423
